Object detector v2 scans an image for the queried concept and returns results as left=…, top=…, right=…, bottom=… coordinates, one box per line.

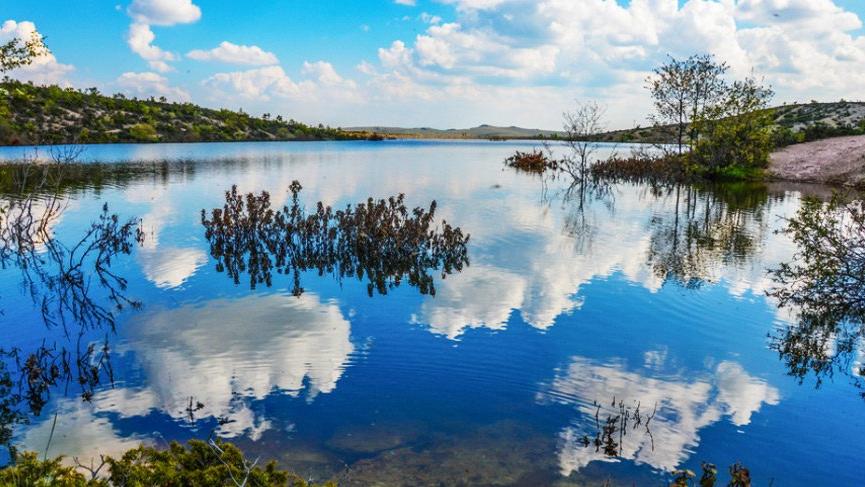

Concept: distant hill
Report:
left=352, top=101, right=865, bottom=144
left=0, top=79, right=363, bottom=146
left=346, top=124, right=564, bottom=140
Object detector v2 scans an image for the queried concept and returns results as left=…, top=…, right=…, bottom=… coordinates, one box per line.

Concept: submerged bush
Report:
left=588, top=154, right=689, bottom=185
left=201, top=181, right=470, bottom=296
left=504, top=150, right=558, bottom=173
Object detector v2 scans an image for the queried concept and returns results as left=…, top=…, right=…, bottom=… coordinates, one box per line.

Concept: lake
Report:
left=0, top=140, right=862, bottom=486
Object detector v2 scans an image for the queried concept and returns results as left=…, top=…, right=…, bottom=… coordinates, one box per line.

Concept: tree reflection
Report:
left=0, top=161, right=144, bottom=459
left=201, top=181, right=470, bottom=297
left=647, top=182, right=769, bottom=288
left=769, top=196, right=865, bottom=398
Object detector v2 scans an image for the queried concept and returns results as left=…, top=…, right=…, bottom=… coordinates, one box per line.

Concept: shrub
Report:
left=0, top=439, right=330, bottom=486
left=127, top=123, right=158, bottom=142
left=504, top=150, right=558, bottom=173
left=690, top=78, right=775, bottom=172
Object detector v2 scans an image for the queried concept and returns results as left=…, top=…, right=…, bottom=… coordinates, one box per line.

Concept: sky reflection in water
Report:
left=1, top=140, right=863, bottom=486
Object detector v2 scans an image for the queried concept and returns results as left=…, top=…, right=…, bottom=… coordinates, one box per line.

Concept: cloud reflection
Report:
left=72, top=294, right=356, bottom=440
left=538, top=356, right=780, bottom=474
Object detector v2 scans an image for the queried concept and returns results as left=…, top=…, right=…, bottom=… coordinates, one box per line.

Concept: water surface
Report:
left=0, top=140, right=862, bottom=486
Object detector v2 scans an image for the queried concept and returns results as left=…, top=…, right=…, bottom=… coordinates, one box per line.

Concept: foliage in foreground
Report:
left=0, top=440, right=327, bottom=486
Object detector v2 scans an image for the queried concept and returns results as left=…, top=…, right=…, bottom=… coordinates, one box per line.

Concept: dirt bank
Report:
left=769, top=135, right=865, bottom=186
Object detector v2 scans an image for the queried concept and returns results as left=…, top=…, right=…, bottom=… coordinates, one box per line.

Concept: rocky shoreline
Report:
left=769, top=135, right=865, bottom=187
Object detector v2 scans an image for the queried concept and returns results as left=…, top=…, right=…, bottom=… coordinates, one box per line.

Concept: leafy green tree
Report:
left=646, top=54, right=729, bottom=154
left=691, top=77, right=775, bottom=173
left=0, top=32, right=47, bottom=73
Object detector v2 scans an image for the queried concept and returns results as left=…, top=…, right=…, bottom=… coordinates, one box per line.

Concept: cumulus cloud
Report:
left=116, top=71, right=191, bottom=101
left=0, top=20, right=73, bottom=84
left=126, top=0, right=201, bottom=72
left=351, top=0, right=865, bottom=127
left=203, top=65, right=302, bottom=100
left=204, top=61, right=361, bottom=105
left=187, top=41, right=279, bottom=66
left=127, top=0, right=201, bottom=26
left=126, top=22, right=175, bottom=72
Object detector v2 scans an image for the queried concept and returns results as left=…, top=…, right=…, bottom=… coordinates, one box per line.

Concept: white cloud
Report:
left=420, top=12, right=443, bottom=25
left=127, top=0, right=201, bottom=26
left=302, top=60, right=356, bottom=88
left=204, top=62, right=361, bottom=105
left=203, top=65, right=302, bottom=100
left=126, top=0, right=200, bottom=72
left=378, top=40, right=414, bottom=69
left=395, top=0, right=417, bottom=6
left=187, top=41, right=279, bottom=66
left=0, top=20, right=73, bottom=84
left=116, top=71, right=191, bottom=101
left=347, top=0, right=865, bottom=128
left=126, top=22, right=175, bottom=72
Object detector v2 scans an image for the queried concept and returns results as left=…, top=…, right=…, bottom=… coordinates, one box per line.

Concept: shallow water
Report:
left=0, top=140, right=863, bottom=486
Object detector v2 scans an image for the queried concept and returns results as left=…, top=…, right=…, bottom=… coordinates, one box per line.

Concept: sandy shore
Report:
left=769, top=135, right=865, bottom=186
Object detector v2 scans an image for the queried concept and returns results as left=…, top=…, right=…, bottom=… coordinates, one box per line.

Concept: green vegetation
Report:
left=0, top=440, right=329, bottom=486
left=771, top=102, right=865, bottom=147
left=690, top=78, right=774, bottom=174
left=0, top=78, right=365, bottom=146
left=646, top=54, right=775, bottom=178
left=1, top=33, right=47, bottom=75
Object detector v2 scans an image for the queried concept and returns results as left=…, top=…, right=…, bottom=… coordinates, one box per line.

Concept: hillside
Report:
left=2, top=78, right=862, bottom=147
left=0, top=79, right=363, bottom=145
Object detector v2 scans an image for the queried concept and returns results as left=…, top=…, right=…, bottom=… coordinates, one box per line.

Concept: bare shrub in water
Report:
left=504, top=150, right=558, bottom=173
left=201, top=181, right=470, bottom=297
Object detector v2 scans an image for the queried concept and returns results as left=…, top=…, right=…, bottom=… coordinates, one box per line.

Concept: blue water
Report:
left=0, top=140, right=862, bottom=485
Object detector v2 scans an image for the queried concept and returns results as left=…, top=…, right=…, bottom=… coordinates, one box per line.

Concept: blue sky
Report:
left=3, top=1, right=865, bottom=129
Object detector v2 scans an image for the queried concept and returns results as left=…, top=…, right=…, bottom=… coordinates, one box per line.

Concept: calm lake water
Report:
left=0, top=140, right=862, bottom=486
